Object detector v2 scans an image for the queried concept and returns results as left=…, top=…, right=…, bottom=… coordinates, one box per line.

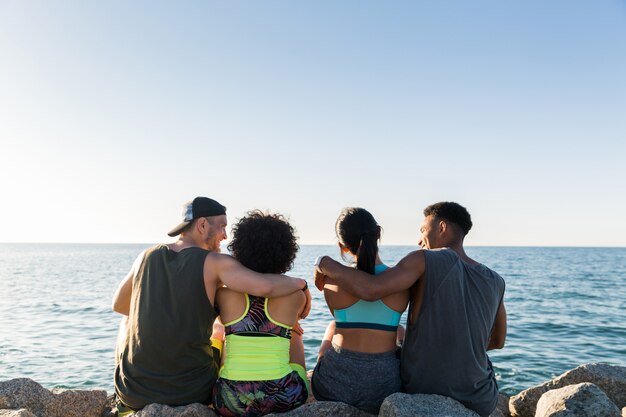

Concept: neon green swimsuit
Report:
left=220, top=294, right=305, bottom=382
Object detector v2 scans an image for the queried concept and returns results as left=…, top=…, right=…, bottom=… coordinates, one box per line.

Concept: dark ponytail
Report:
left=335, top=208, right=381, bottom=274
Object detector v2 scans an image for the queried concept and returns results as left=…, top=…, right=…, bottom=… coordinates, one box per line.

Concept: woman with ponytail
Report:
left=311, top=208, right=409, bottom=414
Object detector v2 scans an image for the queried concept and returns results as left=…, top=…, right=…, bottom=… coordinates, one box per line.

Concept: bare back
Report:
left=324, top=274, right=408, bottom=353
left=217, top=287, right=305, bottom=328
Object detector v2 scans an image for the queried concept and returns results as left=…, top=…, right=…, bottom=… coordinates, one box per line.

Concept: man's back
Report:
left=115, top=245, right=218, bottom=409
left=400, top=248, right=505, bottom=417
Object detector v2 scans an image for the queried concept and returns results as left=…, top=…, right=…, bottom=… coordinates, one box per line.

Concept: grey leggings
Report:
left=311, top=344, right=401, bottom=414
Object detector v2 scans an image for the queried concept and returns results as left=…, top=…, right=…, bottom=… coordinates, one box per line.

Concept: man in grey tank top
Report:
left=315, top=202, right=506, bottom=417
left=112, top=197, right=310, bottom=413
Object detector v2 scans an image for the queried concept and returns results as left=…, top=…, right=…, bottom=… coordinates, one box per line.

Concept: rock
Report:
left=133, top=403, right=217, bottom=417
left=535, top=382, right=621, bottom=417
left=47, top=387, right=108, bottom=417
left=492, top=392, right=511, bottom=417
left=0, top=410, right=37, bottom=417
left=509, top=363, right=626, bottom=417
left=0, top=378, right=107, bottom=417
left=265, top=401, right=374, bottom=417
left=379, top=392, right=479, bottom=417
left=0, top=378, right=51, bottom=413
left=102, top=394, right=117, bottom=417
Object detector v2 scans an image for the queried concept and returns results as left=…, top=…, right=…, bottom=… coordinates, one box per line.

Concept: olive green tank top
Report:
left=114, top=245, right=218, bottom=409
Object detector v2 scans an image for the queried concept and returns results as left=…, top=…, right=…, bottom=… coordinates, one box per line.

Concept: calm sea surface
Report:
left=1, top=244, right=625, bottom=395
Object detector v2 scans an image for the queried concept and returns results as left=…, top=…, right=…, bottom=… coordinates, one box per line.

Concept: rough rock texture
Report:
left=0, top=410, right=36, bottom=417
left=379, top=392, right=479, bottom=417
left=0, top=378, right=107, bottom=417
left=266, top=401, right=374, bottom=417
left=133, top=403, right=218, bottom=417
left=102, top=394, right=117, bottom=417
left=0, top=379, right=50, bottom=413
left=535, top=382, right=621, bottom=417
left=492, top=393, right=511, bottom=417
left=509, top=363, right=626, bottom=417
left=489, top=408, right=506, bottom=417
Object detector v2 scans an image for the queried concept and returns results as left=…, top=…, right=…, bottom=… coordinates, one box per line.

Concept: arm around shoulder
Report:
left=320, top=251, right=425, bottom=301
left=206, top=253, right=307, bottom=298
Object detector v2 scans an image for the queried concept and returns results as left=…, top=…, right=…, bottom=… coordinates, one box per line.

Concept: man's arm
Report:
left=487, top=302, right=507, bottom=350
left=112, top=251, right=145, bottom=315
left=205, top=253, right=310, bottom=317
left=315, top=250, right=425, bottom=301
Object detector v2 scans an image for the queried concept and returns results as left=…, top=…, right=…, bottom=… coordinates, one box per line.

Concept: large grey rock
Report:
left=265, top=401, right=374, bottom=417
left=535, top=382, right=621, bottom=417
left=0, top=378, right=107, bottom=417
left=0, top=379, right=51, bottom=412
left=133, top=403, right=217, bottom=417
left=47, top=387, right=107, bottom=417
left=510, top=363, right=626, bottom=417
left=0, top=410, right=36, bottom=417
left=379, top=392, right=479, bottom=417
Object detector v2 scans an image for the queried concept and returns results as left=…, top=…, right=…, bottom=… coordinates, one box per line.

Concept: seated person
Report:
left=312, top=207, right=409, bottom=414
left=212, top=210, right=309, bottom=417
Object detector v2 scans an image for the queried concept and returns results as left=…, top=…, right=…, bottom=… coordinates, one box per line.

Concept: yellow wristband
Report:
left=210, top=337, right=224, bottom=354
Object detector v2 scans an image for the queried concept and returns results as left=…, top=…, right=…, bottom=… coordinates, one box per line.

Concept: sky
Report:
left=1, top=1, right=625, bottom=246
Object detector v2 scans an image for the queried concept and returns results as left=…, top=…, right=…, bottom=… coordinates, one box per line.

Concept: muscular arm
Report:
left=487, top=302, right=507, bottom=350
left=316, top=251, right=425, bottom=301
left=112, top=251, right=145, bottom=315
left=206, top=253, right=308, bottom=299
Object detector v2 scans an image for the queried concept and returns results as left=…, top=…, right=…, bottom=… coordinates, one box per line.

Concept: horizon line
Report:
left=1, top=242, right=625, bottom=249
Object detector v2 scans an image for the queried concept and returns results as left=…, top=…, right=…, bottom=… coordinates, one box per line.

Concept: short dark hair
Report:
left=423, top=202, right=473, bottom=236
left=227, top=210, right=299, bottom=274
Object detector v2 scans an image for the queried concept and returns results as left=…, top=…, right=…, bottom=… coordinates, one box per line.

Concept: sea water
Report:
left=1, top=243, right=625, bottom=395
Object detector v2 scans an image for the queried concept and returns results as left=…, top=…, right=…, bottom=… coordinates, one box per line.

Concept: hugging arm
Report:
left=316, top=250, right=425, bottom=301
left=206, top=253, right=310, bottom=318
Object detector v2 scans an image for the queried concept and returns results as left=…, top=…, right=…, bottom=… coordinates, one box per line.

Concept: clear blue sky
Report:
left=1, top=1, right=625, bottom=246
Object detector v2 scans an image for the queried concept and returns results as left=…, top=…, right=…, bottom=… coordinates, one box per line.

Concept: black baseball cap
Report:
left=168, top=197, right=227, bottom=237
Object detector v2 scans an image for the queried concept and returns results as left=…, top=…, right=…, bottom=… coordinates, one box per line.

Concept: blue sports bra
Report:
left=334, top=264, right=402, bottom=332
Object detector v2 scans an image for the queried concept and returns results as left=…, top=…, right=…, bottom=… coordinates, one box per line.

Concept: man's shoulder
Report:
left=140, top=244, right=166, bottom=260
left=485, top=266, right=506, bottom=288
left=469, top=262, right=505, bottom=295
left=423, top=248, right=458, bottom=263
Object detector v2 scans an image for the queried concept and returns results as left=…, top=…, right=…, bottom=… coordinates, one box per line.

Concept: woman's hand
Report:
left=292, top=321, right=305, bottom=336
left=314, top=269, right=327, bottom=291
left=300, top=287, right=312, bottom=319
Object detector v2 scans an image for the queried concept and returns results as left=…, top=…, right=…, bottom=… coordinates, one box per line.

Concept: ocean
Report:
left=1, top=243, right=625, bottom=396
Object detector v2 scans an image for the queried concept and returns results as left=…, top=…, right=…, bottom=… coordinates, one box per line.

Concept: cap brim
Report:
left=167, top=221, right=191, bottom=237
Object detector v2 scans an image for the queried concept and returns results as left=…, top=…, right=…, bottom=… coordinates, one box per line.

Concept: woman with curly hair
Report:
left=212, top=210, right=308, bottom=417
left=311, top=207, right=409, bottom=414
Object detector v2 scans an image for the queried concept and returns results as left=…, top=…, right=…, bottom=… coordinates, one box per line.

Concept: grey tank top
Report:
left=115, top=245, right=218, bottom=409
left=400, top=249, right=505, bottom=417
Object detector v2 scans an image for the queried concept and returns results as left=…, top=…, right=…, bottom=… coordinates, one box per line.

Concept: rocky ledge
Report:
left=1, top=363, right=625, bottom=417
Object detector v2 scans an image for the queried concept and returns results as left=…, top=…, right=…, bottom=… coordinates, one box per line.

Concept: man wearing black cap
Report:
left=112, top=197, right=310, bottom=413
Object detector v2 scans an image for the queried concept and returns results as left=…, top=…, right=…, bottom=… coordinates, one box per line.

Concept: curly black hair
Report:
left=423, top=201, right=473, bottom=236
left=227, top=210, right=299, bottom=274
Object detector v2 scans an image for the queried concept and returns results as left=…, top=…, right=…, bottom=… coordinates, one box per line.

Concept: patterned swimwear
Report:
left=213, top=295, right=308, bottom=417
left=213, top=368, right=307, bottom=417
